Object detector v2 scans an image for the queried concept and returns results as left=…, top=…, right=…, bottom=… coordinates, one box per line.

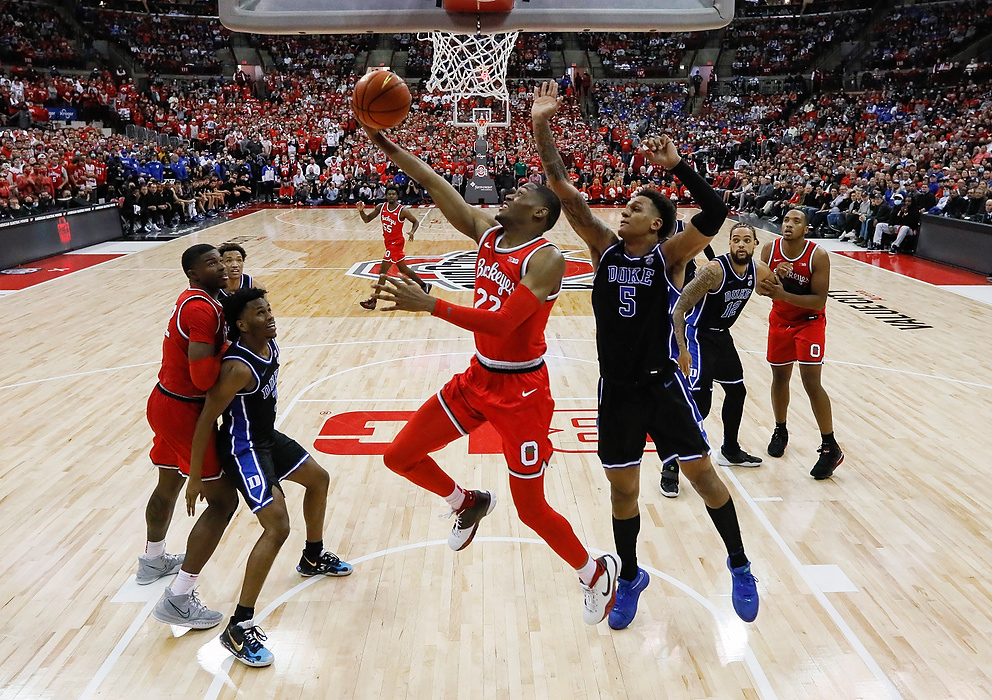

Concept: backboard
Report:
left=219, top=0, right=734, bottom=34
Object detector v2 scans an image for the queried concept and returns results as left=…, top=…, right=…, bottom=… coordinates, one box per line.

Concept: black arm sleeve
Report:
left=671, top=160, right=728, bottom=237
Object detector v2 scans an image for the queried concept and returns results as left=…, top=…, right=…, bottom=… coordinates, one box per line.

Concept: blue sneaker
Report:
left=608, top=568, right=650, bottom=630
left=728, top=558, right=759, bottom=622
left=220, top=619, right=274, bottom=667
left=297, top=550, right=354, bottom=577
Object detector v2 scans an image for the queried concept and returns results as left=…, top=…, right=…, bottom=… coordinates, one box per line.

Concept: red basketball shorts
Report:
left=767, top=313, right=827, bottom=365
left=437, top=356, right=554, bottom=479
left=146, top=387, right=223, bottom=479
left=383, top=236, right=406, bottom=263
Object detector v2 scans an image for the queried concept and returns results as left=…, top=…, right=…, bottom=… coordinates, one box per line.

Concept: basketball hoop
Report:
left=474, top=108, right=491, bottom=139
left=418, top=31, right=517, bottom=129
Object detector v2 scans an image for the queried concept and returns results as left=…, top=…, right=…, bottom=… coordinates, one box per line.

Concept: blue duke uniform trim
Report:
left=684, top=255, right=755, bottom=390
left=219, top=339, right=309, bottom=512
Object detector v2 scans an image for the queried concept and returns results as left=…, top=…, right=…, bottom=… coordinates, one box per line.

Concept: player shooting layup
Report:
left=361, top=123, right=620, bottom=626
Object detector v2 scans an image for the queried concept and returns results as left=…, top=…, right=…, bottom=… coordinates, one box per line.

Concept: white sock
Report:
left=171, top=570, right=198, bottom=596
left=444, top=486, right=467, bottom=511
left=144, top=540, right=166, bottom=559
left=576, top=556, right=598, bottom=587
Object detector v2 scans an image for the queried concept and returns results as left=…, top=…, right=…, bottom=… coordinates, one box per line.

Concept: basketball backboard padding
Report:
left=219, top=0, right=733, bottom=34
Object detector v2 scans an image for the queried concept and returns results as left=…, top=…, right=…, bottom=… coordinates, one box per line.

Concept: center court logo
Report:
left=346, top=249, right=595, bottom=292
left=313, top=409, right=663, bottom=456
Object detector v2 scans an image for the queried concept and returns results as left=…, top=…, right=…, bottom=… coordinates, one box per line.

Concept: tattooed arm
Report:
left=531, top=81, right=616, bottom=269
left=672, top=260, right=724, bottom=377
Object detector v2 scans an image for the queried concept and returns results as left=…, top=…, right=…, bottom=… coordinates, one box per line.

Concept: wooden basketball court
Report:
left=1, top=206, right=990, bottom=700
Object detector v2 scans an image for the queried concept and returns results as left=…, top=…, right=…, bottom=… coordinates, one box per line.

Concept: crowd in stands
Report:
left=0, top=0, right=989, bottom=251
left=862, top=0, right=992, bottom=73
left=0, top=1, right=83, bottom=70
left=579, top=32, right=703, bottom=79
left=76, top=6, right=229, bottom=74
left=726, top=10, right=867, bottom=76
left=507, top=32, right=559, bottom=78
left=251, top=35, right=374, bottom=79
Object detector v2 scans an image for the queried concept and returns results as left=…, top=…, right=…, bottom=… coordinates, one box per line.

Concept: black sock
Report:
left=821, top=432, right=838, bottom=448
left=612, top=515, right=641, bottom=582
left=304, top=540, right=323, bottom=560
left=775, top=421, right=787, bottom=432
left=232, top=604, right=254, bottom=625
left=706, top=498, right=747, bottom=568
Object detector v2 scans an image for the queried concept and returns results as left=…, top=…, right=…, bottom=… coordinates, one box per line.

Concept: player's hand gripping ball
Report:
left=352, top=70, right=412, bottom=130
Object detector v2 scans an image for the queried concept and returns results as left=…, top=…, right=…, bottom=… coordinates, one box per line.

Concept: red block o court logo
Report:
left=314, top=409, right=613, bottom=456
left=346, top=249, right=594, bottom=292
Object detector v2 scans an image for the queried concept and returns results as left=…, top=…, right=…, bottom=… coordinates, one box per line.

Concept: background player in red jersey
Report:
left=356, top=185, right=430, bottom=310
left=141, top=243, right=240, bottom=630
left=759, top=209, right=844, bottom=479
left=361, top=124, right=619, bottom=626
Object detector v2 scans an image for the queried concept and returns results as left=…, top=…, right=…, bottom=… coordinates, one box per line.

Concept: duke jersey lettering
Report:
left=380, top=202, right=404, bottom=242
left=768, top=238, right=824, bottom=324
left=158, top=288, right=226, bottom=398
left=592, top=241, right=676, bottom=382
left=474, top=226, right=559, bottom=369
left=219, top=339, right=279, bottom=457
left=687, top=255, right=756, bottom=331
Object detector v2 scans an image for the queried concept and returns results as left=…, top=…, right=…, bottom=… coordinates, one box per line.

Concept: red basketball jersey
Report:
left=474, top=226, right=560, bottom=369
left=768, top=238, right=825, bottom=325
left=157, top=288, right=227, bottom=398
left=380, top=203, right=404, bottom=242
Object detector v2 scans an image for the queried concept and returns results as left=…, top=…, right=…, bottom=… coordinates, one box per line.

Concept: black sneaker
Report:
left=297, top=550, right=354, bottom=577
left=422, top=282, right=433, bottom=294
left=810, top=443, right=844, bottom=480
left=767, top=426, right=788, bottom=457
left=716, top=446, right=763, bottom=467
left=359, top=297, right=377, bottom=310
left=220, top=619, right=274, bottom=667
left=659, top=461, right=680, bottom=498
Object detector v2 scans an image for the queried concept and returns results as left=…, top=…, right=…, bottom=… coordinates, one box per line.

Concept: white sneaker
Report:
left=581, top=554, right=619, bottom=625
left=135, top=552, right=185, bottom=585
left=152, top=587, right=224, bottom=629
left=446, top=490, right=496, bottom=551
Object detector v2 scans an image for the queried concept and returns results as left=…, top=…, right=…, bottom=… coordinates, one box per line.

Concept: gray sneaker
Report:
left=135, top=553, right=185, bottom=585
left=152, top=587, right=224, bottom=629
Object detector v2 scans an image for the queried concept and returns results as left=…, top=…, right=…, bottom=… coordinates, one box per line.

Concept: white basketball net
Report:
left=419, top=31, right=518, bottom=107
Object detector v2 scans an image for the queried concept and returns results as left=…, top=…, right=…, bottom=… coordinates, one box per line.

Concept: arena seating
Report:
left=0, top=1, right=83, bottom=69
left=0, top=0, right=989, bottom=235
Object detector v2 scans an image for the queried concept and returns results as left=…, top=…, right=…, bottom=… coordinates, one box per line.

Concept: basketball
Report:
left=352, top=70, right=411, bottom=130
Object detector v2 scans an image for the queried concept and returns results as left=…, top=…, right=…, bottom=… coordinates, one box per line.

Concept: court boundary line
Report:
left=272, top=353, right=895, bottom=698
left=78, top=350, right=908, bottom=699
left=198, top=538, right=776, bottom=700
left=720, top=467, right=904, bottom=699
